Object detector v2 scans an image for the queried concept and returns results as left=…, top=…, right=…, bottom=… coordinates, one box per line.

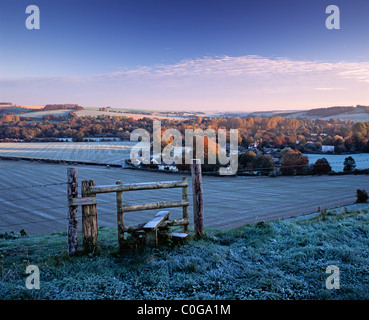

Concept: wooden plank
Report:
left=169, top=232, right=189, bottom=238
left=89, top=180, right=188, bottom=194
left=123, top=218, right=189, bottom=232
left=122, top=200, right=189, bottom=213
left=123, top=223, right=146, bottom=233
left=133, top=230, right=145, bottom=234
left=160, top=218, right=189, bottom=228
left=68, top=197, right=96, bottom=206
left=143, top=211, right=170, bottom=230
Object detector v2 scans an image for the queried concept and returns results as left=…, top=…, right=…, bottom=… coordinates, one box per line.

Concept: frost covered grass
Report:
left=1, top=208, right=369, bottom=300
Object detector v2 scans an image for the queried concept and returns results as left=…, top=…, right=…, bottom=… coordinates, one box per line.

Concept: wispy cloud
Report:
left=315, top=87, right=346, bottom=91
left=98, top=55, right=369, bottom=82
left=1, top=55, right=369, bottom=110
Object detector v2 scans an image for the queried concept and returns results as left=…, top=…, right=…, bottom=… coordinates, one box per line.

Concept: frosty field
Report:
left=305, top=153, right=369, bottom=172
left=0, top=159, right=368, bottom=235
left=2, top=142, right=369, bottom=172
left=0, top=141, right=137, bottom=165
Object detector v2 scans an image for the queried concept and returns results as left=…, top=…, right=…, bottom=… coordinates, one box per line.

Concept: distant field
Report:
left=75, top=109, right=187, bottom=120
left=0, top=141, right=136, bottom=165
left=15, top=109, right=72, bottom=119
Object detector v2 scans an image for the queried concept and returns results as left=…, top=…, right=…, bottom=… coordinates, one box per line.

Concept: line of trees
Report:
left=1, top=113, right=369, bottom=153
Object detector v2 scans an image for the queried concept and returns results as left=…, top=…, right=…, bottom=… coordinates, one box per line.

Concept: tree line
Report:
left=1, top=113, right=369, bottom=175
left=1, top=114, right=369, bottom=154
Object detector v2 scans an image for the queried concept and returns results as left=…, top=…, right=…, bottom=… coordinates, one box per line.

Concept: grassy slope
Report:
left=1, top=208, right=369, bottom=300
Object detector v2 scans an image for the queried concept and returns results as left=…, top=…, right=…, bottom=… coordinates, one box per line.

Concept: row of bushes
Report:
left=126, top=156, right=368, bottom=177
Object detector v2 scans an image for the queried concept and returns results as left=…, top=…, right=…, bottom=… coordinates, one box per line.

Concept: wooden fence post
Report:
left=182, top=177, right=189, bottom=233
left=116, top=180, right=124, bottom=251
left=67, top=168, right=78, bottom=255
left=81, top=180, right=98, bottom=252
left=191, top=159, right=204, bottom=237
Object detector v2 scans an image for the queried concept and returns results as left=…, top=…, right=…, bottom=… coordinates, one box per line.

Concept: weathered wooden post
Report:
left=81, top=180, right=98, bottom=252
left=116, top=180, right=124, bottom=251
left=191, top=159, right=204, bottom=237
left=67, top=168, right=78, bottom=255
left=182, top=177, right=189, bottom=233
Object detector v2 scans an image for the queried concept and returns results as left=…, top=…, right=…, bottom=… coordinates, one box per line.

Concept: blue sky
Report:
left=1, top=0, right=369, bottom=111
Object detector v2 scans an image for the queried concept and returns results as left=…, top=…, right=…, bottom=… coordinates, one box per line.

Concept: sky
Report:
left=1, top=0, right=369, bottom=112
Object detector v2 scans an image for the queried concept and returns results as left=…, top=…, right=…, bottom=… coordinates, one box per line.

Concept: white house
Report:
left=322, top=145, right=335, bottom=153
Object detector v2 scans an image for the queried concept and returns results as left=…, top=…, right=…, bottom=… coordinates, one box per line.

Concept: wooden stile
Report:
left=67, top=169, right=195, bottom=252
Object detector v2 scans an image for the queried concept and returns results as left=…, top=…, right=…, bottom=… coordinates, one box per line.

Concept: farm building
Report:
left=322, top=145, right=335, bottom=153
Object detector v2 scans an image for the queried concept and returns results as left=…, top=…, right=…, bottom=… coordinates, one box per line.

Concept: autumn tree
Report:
left=256, top=154, right=275, bottom=175
left=312, top=158, right=332, bottom=175
left=280, top=149, right=309, bottom=175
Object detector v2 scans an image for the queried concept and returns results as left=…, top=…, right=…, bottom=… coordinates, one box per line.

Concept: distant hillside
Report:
left=0, top=103, right=85, bottom=120
left=0, top=103, right=44, bottom=110
left=0, top=104, right=44, bottom=115
left=305, top=106, right=355, bottom=117
left=247, top=105, right=369, bottom=122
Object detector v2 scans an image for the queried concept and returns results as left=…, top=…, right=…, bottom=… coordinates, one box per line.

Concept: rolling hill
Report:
left=247, top=105, right=369, bottom=122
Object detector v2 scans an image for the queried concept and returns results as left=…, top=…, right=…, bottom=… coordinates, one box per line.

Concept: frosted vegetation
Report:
left=1, top=207, right=369, bottom=300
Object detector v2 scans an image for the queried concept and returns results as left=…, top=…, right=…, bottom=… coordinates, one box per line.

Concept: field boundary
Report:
left=2, top=155, right=369, bottom=178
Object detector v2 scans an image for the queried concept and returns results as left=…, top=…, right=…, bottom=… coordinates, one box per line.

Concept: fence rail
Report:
left=89, top=180, right=188, bottom=194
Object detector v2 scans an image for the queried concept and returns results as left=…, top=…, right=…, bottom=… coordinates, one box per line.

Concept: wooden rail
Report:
left=89, top=180, right=188, bottom=194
